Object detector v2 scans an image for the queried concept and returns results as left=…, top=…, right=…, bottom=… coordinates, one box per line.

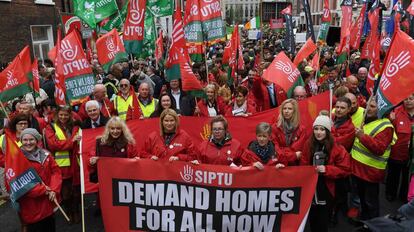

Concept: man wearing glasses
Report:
left=113, top=79, right=133, bottom=120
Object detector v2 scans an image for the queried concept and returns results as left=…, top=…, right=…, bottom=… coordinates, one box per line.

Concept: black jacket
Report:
left=81, top=114, right=109, bottom=129
left=167, top=89, right=196, bottom=116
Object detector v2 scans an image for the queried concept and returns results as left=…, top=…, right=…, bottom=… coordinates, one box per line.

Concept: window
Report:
left=34, top=0, right=55, bottom=5
left=30, top=25, right=54, bottom=62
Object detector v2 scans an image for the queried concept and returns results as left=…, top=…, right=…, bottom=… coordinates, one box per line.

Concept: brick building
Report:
left=0, top=0, right=72, bottom=64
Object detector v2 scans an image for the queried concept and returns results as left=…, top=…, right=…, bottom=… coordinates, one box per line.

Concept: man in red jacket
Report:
left=330, top=96, right=356, bottom=224
left=351, top=99, right=397, bottom=220
left=251, top=75, right=287, bottom=112
left=386, top=94, right=414, bottom=202
left=332, top=97, right=356, bottom=151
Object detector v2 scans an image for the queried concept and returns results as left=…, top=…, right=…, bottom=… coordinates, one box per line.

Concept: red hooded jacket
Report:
left=140, top=129, right=198, bottom=161
left=331, top=117, right=356, bottom=152
left=198, top=137, right=255, bottom=166
left=300, top=142, right=351, bottom=197
left=390, top=105, right=414, bottom=161
left=19, top=150, right=62, bottom=224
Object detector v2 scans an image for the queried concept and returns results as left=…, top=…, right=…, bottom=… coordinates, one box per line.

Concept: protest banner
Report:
left=98, top=158, right=318, bottom=232
left=81, top=92, right=330, bottom=193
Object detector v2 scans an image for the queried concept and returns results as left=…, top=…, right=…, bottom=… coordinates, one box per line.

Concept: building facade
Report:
left=0, top=0, right=73, bottom=64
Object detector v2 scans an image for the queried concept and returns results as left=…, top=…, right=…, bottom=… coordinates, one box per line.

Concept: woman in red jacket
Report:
left=246, top=122, right=288, bottom=169
left=300, top=115, right=351, bottom=232
left=44, top=106, right=81, bottom=223
left=198, top=116, right=255, bottom=166
left=18, top=128, right=62, bottom=232
left=272, top=99, right=307, bottom=165
left=141, top=109, right=198, bottom=161
left=194, top=84, right=226, bottom=117
left=225, top=86, right=256, bottom=117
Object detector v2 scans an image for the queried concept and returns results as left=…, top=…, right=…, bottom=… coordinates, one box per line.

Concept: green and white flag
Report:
left=73, top=0, right=118, bottom=28
left=140, top=11, right=156, bottom=58
left=146, top=0, right=173, bottom=17
left=244, top=16, right=260, bottom=30
left=101, top=0, right=128, bottom=32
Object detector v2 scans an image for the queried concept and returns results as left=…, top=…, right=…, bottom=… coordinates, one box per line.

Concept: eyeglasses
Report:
left=120, top=84, right=129, bottom=88
left=212, top=128, right=225, bottom=132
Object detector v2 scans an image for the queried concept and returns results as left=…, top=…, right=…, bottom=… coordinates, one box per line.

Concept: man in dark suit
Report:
left=81, top=100, right=109, bottom=129
left=167, top=79, right=196, bottom=116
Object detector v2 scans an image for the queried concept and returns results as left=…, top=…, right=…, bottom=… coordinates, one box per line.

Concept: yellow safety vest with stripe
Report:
left=138, top=98, right=157, bottom=118
left=351, top=107, right=365, bottom=128
left=0, top=134, right=22, bottom=153
left=53, top=123, right=71, bottom=167
left=104, top=82, right=118, bottom=95
left=114, top=95, right=133, bottom=120
left=351, top=118, right=397, bottom=170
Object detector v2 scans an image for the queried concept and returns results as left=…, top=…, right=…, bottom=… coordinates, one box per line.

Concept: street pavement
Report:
left=0, top=184, right=403, bottom=232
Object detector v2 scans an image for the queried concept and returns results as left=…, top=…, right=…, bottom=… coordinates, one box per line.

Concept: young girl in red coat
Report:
left=300, top=115, right=351, bottom=232
left=141, top=109, right=198, bottom=161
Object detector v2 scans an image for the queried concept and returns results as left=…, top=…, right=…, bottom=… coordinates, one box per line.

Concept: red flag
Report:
left=321, top=0, right=331, bottom=23
left=4, top=130, right=42, bottom=208
left=32, top=58, right=40, bottom=95
left=176, top=48, right=203, bottom=92
left=263, top=51, right=303, bottom=94
left=0, top=52, right=31, bottom=102
left=254, top=53, right=261, bottom=70
left=293, top=37, right=317, bottom=66
left=281, top=5, right=292, bottom=15
left=377, top=29, right=414, bottom=117
left=155, top=30, right=164, bottom=62
left=54, top=28, right=67, bottom=106
left=367, top=36, right=380, bottom=95
left=350, top=5, right=366, bottom=50
left=223, top=25, right=244, bottom=78
left=340, top=5, right=352, bottom=45
left=123, top=0, right=146, bottom=55
left=310, top=52, right=320, bottom=71
left=407, top=0, right=414, bottom=16
left=361, top=8, right=380, bottom=59
left=15, top=46, right=32, bottom=80
left=166, top=4, right=189, bottom=68
left=96, top=29, right=128, bottom=73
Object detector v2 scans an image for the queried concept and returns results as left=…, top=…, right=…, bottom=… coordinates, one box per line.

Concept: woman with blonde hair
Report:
left=272, top=99, right=307, bottom=165
left=141, top=109, right=198, bottom=161
left=89, top=116, right=138, bottom=166
left=194, top=84, right=227, bottom=117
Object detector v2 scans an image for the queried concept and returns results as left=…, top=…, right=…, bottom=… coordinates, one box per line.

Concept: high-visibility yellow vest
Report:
left=138, top=98, right=157, bottom=118
left=0, top=134, right=22, bottom=153
left=351, top=107, right=365, bottom=128
left=53, top=123, right=71, bottom=167
left=114, top=95, right=133, bottom=120
left=351, top=118, right=397, bottom=170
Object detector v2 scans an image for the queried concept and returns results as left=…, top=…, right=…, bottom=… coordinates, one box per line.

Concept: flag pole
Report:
left=259, top=0, right=264, bottom=61
left=78, top=130, right=86, bottom=232
left=0, top=102, right=10, bottom=121
left=204, top=42, right=209, bottom=84
left=54, top=198, right=71, bottom=222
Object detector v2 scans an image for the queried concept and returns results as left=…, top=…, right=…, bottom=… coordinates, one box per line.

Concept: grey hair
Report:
left=256, top=122, right=272, bottom=135
left=85, top=100, right=101, bottom=110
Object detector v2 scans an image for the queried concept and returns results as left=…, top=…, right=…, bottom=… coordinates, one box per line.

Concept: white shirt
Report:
left=207, top=106, right=217, bottom=117
left=171, top=90, right=181, bottom=110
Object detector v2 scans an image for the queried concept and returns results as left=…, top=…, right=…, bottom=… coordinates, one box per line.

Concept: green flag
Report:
left=146, top=0, right=173, bottom=17
left=140, top=12, right=156, bottom=58
left=73, top=0, right=118, bottom=28
left=101, top=1, right=128, bottom=31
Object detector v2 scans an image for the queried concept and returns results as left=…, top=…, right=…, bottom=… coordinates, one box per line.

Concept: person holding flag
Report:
left=351, top=97, right=397, bottom=220
left=14, top=128, right=62, bottom=231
